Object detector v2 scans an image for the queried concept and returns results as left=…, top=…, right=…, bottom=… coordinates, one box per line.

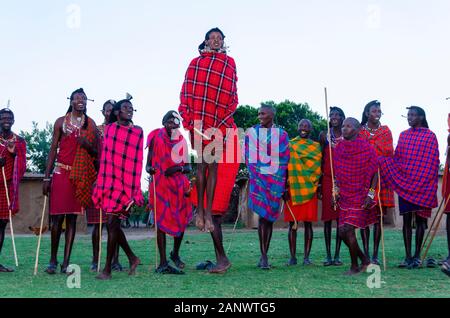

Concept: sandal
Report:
left=371, top=257, right=381, bottom=266
left=323, top=257, right=333, bottom=267
left=90, top=263, right=98, bottom=272
left=44, top=263, right=58, bottom=275
left=333, top=258, right=343, bottom=266
left=196, top=260, right=214, bottom=271
left=409, top=258, right=422, bottom=269
left=398, top=258, right=411, bottom=269
left=303, top=258, right=313, bottom=266
left=0, top=264, right=14, bottom=273
left=155, top=264, right=185, bottom=275
left=441, top=261, right=450, bottom=277
left=426, top=258, right=437, bottom=268
left=286, top=258, right=298, bottom=266
left=112, top=263, right=124, bottom=272
left=170, top=251, right=185, bottom=269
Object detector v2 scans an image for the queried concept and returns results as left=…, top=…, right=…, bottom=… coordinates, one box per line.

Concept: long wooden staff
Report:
left=33, top=195, right=47, bottom=275
left=153, top=176, right=158, bottom=270
left=421, top=193, right=450, bottom=263
left=377, top=170, right=386, bottom=271
left=421, top=196, right=446, bottom=251
left=2, top=167, right=18, bottom=266
left=324, top=88, right=337, bottom=210
left=97, top=209, right=103, bottom=272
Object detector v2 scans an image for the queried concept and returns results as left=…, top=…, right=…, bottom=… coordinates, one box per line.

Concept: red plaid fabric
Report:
left=69, top=117, right=98, bottom=207
left=359, top=125, right=395, bottom=207
left=147, top=128, right=192, bottom=237
left=179, top=52, right=238, bottom=142
left=334, top=137, right=378, bottom=227
left=85, top=206, right=107, bottom=224
left=92, top=123, right=144, bottom=215
left=0, top=135, right=26, bottom=219
left=379, top=128, right=440, bottom=208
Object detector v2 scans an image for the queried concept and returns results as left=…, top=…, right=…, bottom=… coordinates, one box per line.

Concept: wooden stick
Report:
left=283, top=199, right=298, bottom=230
left=193, top=128, right=211, bottom=141
left=153, top=176, right=158, bottom=270
left=377, top=170, right=386, bottom=271
left=97, top=209, right=103, bottom=272
left=33, top=195, right=47, bottom=275
left=421, top=196, right=446, bottom=251
left=324, top=88, right=337, bottom=211
left=421, top=194, right=450, bottom=263
left=2, top=167, right=18, bottom=266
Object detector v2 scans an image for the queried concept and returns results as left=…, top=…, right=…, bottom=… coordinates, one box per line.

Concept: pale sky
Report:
left=1, top=0, right=449, bottom=180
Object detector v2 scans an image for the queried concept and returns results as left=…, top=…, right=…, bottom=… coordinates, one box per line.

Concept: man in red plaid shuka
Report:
left=379, top=106, right=440, bottom=269
left=178, top=27, right=238, bottom=274
left=442, top=113, right=450, bottom=276
left=334, top=118, right=378, bottom=275
left=0, top=108, right=26, bottom=273
left=359, top=100, right=394, bottom=265
left=93, top=98, right=143, bottom=280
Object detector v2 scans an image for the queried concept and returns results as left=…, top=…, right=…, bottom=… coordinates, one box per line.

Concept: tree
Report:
left=19, top=121, right=53, bottom=173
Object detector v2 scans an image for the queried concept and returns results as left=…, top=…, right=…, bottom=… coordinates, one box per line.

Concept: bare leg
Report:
left=402, top=213, right=413, bottom=262
left=204, top=163, right=217, bottom=233
left=47, top=215, right=65, bottom=273
left=97, top=215, right=119, bottom=280
left=287, top=222, right=297, bottom=265
left=61, top=214, right=77, bottom=272
left=258, top=217, right=273, bottom=269
left=372, top=222, right=381, bottom=264
left=360, top=227, right=370, bottom=259
left=0, top=220, right=13, bottom=272
left=414, top=215, right=427, bottom=260
left=447, top=214, right=450, bottom=262
left=116, top=221, right=140, bottom=275
left=304, top=222, right=313, bottom=264
left=208, top=215, right=231, bottom=273
left=157, top=229, right=167, bottom=267
left=91, top=224, right=101, bottom=269
left=339, top=224, right=369, bottom=275
left=333, top=221, right=343, bottom=265
left=195, top=163, right=207, bottom=231
left=323, top=220, right=332, bottom=265
left=170, top=232, right=185, bottom=269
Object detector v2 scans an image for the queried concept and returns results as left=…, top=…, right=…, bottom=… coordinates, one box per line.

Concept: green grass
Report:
left=0, top=228, right=448, bottom=298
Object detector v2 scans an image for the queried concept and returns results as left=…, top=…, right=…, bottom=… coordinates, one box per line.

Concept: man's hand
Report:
left=146, top=166, right=156, bottom=175
left=43, top=180, right=51, bottom=196
left=362, top=196, right=376, bottom=210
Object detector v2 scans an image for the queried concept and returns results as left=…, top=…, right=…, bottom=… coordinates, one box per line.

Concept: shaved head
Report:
left=342, top=117, right=361, bottom=140
left=299, top=119, right=312, bottom=129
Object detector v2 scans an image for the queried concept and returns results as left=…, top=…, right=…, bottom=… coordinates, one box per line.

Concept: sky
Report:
left=1, top=0, right=449, bottom=180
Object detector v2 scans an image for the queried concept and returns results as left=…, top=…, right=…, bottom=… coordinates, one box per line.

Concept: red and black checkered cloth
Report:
left=379, top=127, right=440, bottom=209
left=69, top=117, right=98, bottom=208
left=359, top=125, right=395, bottom=207
left=179, top=52, right=238, bottom=140
left=92, top=123, right=144, bottom=215
left=0, top=135, right=26, bottom=220
left=334, top=137, right=378, bottom=228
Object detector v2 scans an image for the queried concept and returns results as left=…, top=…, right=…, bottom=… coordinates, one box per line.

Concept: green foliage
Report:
left=234, top=100, right=327, bottom=141
left=19, top=121, right=53, bottom=173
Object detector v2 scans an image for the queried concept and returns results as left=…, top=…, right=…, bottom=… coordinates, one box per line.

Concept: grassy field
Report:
left=0, top=227, right=448, bottom=298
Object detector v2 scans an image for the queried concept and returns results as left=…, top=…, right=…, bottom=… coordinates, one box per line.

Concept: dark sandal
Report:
left=303, top=258, right=313, bottom=266
left=155, top=264, right=185, bottom=275
left=170, top=251, right=185, bottom=269
left=333, top=258, right=343, bottom=266
left=196, top=260, right=214, bottom=270
left=112, top=263, right=124, bottom=272
left=45, top=263, right=58, bottom=275
left=323, top=257, right=333, bottom=267
left=286, top=258, right=298, bottom=266
left=0, top=264, right=14, bottom=273
left=426, top=258, right=437, bottom=268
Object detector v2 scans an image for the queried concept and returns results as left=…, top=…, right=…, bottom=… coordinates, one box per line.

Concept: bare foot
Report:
left=343, top=267, right=361, bottom=276
left=204, top=212, right=215, bottom=233
left=208, top=261, right=231, bottom=274
left=195, top=209, right=205, bottom=231
left=128, top=257, right=141, bottom=276
left=96, top=272, right=112, bottom=280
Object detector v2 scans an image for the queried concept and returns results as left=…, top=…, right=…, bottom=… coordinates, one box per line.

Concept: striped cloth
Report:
left=179, top=51, right=238, bottom=144
left=69, top=117, right=98, bottom=208
left=245, top=125, right=290, bottom=222
left=379, top=127, right=440, bottom=209
left=287, top=137, right=322, bottom=205
left=92, top=123, right=144, bottom=215
left=147, top=128, right=192, bottom=237
left=0, top=135, right=26, bottom=220
left=359, top=125, right=395, bottom=208
left=334, top=137, right=378, bottom=228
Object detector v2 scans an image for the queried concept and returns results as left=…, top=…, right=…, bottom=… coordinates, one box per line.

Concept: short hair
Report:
left=0, top=108, right=14, bottom=119
left=344, top=117, right=361, bottom=130
left=407, top=106, right=429, bottom=128
left=260, top=103, right=276, bottom=115
left=361, top=100, right=381, bottom=126
left=103, top=100, right=116, bottom=111
left=298, top=119, right=312, bottom=128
